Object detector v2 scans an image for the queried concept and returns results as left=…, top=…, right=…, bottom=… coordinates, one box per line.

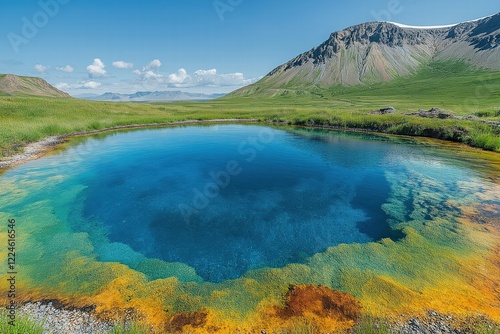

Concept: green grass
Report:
left=238, top=61, right=500, bottom=114
left=0, top=61, right=499, bottom=158
left=349, top=316, right=391, bottom=334
left=0, top=312, right=44, bottom=334
left=473, top=321, right=500, bottom=334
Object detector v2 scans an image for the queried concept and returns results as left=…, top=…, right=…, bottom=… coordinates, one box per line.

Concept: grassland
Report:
left=0, top=61, right=499, bottom=159
left=0, top=311, right=44, bottom=334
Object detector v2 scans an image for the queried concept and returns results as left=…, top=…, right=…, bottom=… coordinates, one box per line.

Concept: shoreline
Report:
left=15, top=301, right=500, bottom=334
left=1, top=118, right=497, bottom=172
left=0, top=119, right=259, bottom=170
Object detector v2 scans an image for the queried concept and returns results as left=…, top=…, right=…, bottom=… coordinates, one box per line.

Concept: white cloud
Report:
left=55, top=65, right=74, bottom=73
left=112, top=61, right=134, bottom=69
left=55, top=80, right=102, bottom=90
left=194, top=69, right=217, bottom=76
left=87, top=58, right=107, bottom=78
left=54, top=83, right=69, bottom=90
left=34, top=64, right=48, bottom=73
left=147, top=59, right=162, bottom=69
left=168, top=68, right=188, bottom=84
left=82, top=81, right=102, bottom=89
left=166, top=68, right=258, bottom=88
left=143, top=70, right=163, bottom=80
left=133, top=59, right=165, bottom=83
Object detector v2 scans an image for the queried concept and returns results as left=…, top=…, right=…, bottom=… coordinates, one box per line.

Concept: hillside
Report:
left=229, top=60, right=500, bottom=112
left=0, top=74, right=71, bottom=98
left=233, top=13, right=500, bottom=94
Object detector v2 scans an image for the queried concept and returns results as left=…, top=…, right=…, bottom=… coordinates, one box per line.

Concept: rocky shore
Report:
left=16, top=301, right=500, bottom=334
left=0, top=136, right=62, bottom=170
left=388, top=310, right=499, bottom=334
left=406, top=107, right=500, bottom=127
left=19, top=302, right=113, bottom=334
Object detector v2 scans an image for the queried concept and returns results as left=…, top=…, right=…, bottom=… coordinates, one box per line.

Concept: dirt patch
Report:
left=277, top=284, right=362, bottom=322
left=167, top=311, right=208, bottom=332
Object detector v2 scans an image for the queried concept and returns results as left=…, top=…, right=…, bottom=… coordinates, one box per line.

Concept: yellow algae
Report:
left=360, top=275, right=420, bottom=315
left=134, top=259, right=202, bottom=282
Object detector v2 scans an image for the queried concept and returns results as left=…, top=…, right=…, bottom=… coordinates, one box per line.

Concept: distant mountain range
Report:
left=0, top=74, right=225, bottom=101
left=79, top=91, right=226, bottom=102
left=234, top=12, right=500, bottom=94
left=0, top=74, right=70, bottom=98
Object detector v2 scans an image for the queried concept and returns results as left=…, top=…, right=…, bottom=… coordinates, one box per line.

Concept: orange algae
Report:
left=167, top=311, right=208, bottom=332
left=269, top=284, right=362, bottom=332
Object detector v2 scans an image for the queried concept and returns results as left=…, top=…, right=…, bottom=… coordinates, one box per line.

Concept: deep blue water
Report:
left=3, top=124, right=483, bottom=283
left=77, top=125, right=407, bottom=282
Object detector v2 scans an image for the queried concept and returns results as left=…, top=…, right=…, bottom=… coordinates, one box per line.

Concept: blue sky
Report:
left=0, top=0, right=498, bottom=96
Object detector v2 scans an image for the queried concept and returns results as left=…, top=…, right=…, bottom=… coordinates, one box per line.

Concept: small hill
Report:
left=0, top=74, right=71, bottom=98
left=233, top=13, right=500, bottom=95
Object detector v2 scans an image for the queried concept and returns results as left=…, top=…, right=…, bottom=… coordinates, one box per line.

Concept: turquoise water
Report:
left=1, top=125, right=485, bottom=283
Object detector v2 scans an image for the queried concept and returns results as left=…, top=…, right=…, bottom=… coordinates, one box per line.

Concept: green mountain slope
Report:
left=232, top=13, right=500, bottom=96
left=229, top=61, right=500, bottom=115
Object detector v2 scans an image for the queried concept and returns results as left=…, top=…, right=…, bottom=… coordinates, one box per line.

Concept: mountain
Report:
left=234, top=13, right=500, bottom=93
left=0, top=74, right=71, bottom=98
left=82, top=91, right=226, bottom=102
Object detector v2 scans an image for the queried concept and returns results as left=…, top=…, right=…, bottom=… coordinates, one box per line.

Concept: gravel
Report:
left=19, top=302, right=113, bottom=334
left=18, top=302, right=500, bottom=334
left=389, top=309, right=499, bottom=334
left=0, top=136, right=62, bottom=169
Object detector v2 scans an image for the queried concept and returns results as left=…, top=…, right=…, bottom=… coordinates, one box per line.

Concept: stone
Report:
left=370, top=106, right=396, bottom=114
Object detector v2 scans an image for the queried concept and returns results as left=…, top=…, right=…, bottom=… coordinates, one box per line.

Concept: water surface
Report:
left=1, top=125, right=496, bottom=283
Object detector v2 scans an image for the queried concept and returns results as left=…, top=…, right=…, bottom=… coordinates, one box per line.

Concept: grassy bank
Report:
left=0, top=97, right=499, bottom=159
left=0, top=312, right=44, bottom=334
left=0, top=61, right=499, bottom=157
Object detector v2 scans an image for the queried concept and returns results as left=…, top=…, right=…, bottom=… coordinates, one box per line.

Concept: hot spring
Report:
left=78, top=125, right=405, bottom=282
left=1, top=124, right=499, bottom=330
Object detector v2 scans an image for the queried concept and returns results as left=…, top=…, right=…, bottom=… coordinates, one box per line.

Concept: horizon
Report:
left=0, top=1, right=498, bottom=96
